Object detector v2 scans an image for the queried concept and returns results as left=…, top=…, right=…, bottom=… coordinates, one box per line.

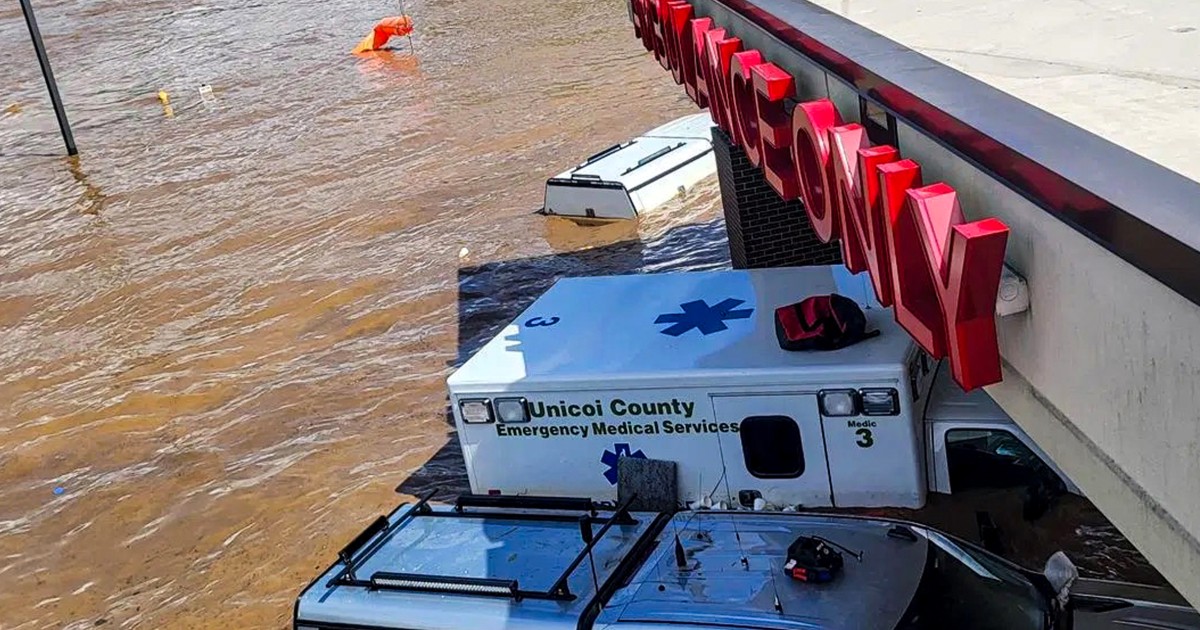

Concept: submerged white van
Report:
left=446, top=266, right=1076, bottom=510
left=542, top=113, right=716, bottom=220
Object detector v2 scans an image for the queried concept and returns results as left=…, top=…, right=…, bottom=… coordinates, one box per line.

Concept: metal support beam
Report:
left=19, top=0, right=77, bottom=156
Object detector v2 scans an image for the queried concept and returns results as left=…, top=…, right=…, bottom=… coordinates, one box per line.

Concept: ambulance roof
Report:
left=448, top=267, right=915, bottom=391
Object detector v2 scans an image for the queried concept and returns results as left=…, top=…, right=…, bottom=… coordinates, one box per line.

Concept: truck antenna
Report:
left=715, top=433, right=786, bottom=614
left=673, top=533, right=687, bottom=569
left=713, top=435, right=748, bottom=565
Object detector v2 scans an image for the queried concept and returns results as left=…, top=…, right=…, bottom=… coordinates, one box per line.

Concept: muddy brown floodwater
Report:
left=0, top=0, right=1168, bottom=628
left=0, top=0, right=722, bottom=626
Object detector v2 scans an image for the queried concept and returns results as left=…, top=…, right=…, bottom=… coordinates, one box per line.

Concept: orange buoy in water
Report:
left=352, top=16, right=414, bottom=54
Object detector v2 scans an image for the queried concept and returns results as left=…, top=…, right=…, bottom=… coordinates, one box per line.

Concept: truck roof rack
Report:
left=327, top=491, right=641, bottom=602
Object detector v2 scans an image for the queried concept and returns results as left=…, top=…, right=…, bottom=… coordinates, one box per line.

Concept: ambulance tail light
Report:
left=818, top=390, right=858, bottom=417
left=459, top=399, right=494, bottom=424
left=495, top=397, right=530, bottom=423
left=860, top=388, right=900, bottom=416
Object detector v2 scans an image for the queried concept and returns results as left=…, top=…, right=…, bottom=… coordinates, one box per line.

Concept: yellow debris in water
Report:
left=157, top=91, right=174, bottom=118
left=4, top=103, right=21, bottom=115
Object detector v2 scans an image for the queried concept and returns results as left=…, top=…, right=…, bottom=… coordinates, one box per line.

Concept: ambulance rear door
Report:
left=818, top=386, right=926, bottom=508
left=710, top=394, right=833, bottom=508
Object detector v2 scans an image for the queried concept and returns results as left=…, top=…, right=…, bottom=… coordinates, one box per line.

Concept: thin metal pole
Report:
left=19, top=0, right=77, bottom=156
left=397, top=0, right=415, bottom=54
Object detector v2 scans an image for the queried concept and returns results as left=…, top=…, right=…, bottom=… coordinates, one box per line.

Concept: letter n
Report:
left=825, top=124, right=871, bottom=274
left=688, top=18, right=713, bottom=108
left=878, top=159, right=945, bottom=358
left=702, top=28, right=742, bottom=141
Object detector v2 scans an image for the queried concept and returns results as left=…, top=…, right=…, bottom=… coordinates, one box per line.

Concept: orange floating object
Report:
left=352, top=16, right=414, bottom=54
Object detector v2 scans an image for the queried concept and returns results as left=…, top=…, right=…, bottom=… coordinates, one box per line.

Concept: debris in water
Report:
left=4, top=102, right=21, bottom=115
left=199, top=84, right=216, bottom=107
left=458, top=247, right=469, bottom=259
left=353, top=16, right=415, bottom=54
left=53, top=486, right=64, bottom=495
left=157, top=90, right=174, bottom=118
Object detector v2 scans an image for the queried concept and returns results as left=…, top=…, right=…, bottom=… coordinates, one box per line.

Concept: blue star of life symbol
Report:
left=601, top=443, right=646, bottom=485
left=654, top=298, right=754, bottom=336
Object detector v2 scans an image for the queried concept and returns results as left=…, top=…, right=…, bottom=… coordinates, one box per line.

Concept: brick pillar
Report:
left=712, top=126, right=842, bottom=268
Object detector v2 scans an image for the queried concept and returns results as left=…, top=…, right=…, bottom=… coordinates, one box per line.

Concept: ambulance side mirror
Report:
left=1043, top=551, right=1078, bottom=605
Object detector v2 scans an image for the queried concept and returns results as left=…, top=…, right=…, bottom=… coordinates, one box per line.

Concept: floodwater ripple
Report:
left=0, top=0, right=710, bottom=626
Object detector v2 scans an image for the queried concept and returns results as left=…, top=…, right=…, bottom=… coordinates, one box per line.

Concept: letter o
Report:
left=730, top=50, right=764, bottom=167
left=791, top=99, right=842, bottom=243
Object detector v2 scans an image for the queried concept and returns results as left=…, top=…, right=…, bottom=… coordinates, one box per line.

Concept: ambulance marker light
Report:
left=460, top=399, right=494, bottom=424
left=860, top=389, right=900, bottom=416
left=495, top=397, right=529, bottom=423
left=818, top=390, right=858, bottom=417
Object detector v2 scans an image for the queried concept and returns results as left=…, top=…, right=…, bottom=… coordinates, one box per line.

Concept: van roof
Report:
left=295, top=496, right=664, bottom=630
left=448, top=267, right=916, bottom=392
left=296, top=497, right=933, bottom=630
left=596, top=511, right=927, bottom=629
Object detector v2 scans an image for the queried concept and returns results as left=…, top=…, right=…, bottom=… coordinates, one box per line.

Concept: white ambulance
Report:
left=446, top=266, right=1077, bottom=509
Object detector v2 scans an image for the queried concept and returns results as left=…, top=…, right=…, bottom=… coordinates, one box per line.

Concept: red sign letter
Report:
left=688, top=18, right=713, bottom=108
left=878, top=160, right=945, bottom=358
left=702, top=29, right=742, bottom=141
left=791, top=99, right=842, bottom=243
left=904, top=185, right=1009, bottom=390
left=752, top=63, right=799, bottom=199
left=730, top=50, right=764, bottom=166
left=827, top=127, right=908, bottom=297
left=856, top=145, right=902, bottom=305
left=825, top=124, right=869, bottom=274
left=632, top=0, right=653, bottom=52
left=665, top=2, right=695, bottom=88
left=652, top=0, right=672, bottom=69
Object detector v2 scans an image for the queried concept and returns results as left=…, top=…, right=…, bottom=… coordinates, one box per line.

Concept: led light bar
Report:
left=369, top=572, right=519, bottom=598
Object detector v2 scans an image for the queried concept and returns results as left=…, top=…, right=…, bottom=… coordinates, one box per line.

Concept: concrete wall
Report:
left=900, top=122, right=1200, bottom=606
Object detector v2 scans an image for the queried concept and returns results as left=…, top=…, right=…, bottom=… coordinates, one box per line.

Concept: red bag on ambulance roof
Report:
left=774, top=294, right=880, bottom=351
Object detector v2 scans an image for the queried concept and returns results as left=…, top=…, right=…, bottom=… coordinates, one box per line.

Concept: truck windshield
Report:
left=897, top=530, right=1051, bottom=630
